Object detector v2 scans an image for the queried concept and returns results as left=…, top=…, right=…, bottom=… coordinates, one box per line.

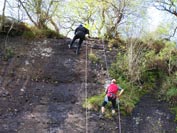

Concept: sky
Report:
left=147, top=6, right=163, bottom=32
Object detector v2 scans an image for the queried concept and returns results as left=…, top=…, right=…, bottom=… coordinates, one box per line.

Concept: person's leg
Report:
left=101, top=106, right=105, bottom=114
left=76, top=38, right=84, bottom=54
left=111, top=99, right=117, bottom=114
left=69, top=35, right=78, bottom=48
left=101, top=101, right=107, bottom=114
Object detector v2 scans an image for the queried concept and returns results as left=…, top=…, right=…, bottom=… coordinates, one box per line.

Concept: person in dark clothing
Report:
left=69, top=24, right=89, bottom=55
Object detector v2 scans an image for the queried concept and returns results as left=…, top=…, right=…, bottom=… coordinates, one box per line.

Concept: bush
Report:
left=117, top=78, right=143, bottom=115
left=0, top=16, right=30, bottom=36
left=22, top=27, right=63, bottom=39
left=148, top=40, right=165, bottom=54
left=171, top=106, right=177, bottom=122
left=159, top=73, right=177, bottom=105
left=43, top=29, right=62, bottom=38
left=23, top=30, right=36, bottom=40
left=3, top=47, right=15, bottom=61
left=88, top=52, right=99, bottom=64
left=141, top=70, right=159, bottom=91
left=83, top=93, right=104, bottom=111
left=108, top=37, right=125, bottom=49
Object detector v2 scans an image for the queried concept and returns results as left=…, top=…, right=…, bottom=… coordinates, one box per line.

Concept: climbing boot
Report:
left=111, top=110, right=117, bottom=117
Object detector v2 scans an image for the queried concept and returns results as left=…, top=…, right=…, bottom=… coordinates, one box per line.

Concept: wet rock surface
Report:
left=0, top=36, right=176, bottom=133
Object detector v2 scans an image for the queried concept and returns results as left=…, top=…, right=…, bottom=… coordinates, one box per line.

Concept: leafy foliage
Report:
left=23, top=27, right=63, bottom=39
left=3, top=47, right=15, bottom=61
left=158, top=73, right=177, bottom=105
left=84, top=36, right=177, bottom=119
left=83, top=93, right=104, bottom=111
left=88, top=52, right=99, bottom=64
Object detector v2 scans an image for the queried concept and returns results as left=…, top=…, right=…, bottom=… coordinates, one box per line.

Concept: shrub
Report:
left=108, top=37, right=125, bottom=49
left=88, top=52, right=99, bottom=64
left=0, top=16, right=30, bottom=36
left=159, top=73, right=177, bottom=105
left=158, top=73, right=177, bottom=106
left=23, top=30, right=36, bottom=40
left=171, top=106, right=177, bottom=122
left=148, top=40, right=165, bottom=54
left=42, top=29, right=62, bottom=38
left=22, top=27, right=63, bottom=39
left=3, top=47, right=15, bottom=61
left=141, top=70, right=158, bottom=91
left=83, top=93, right=104, bottom=111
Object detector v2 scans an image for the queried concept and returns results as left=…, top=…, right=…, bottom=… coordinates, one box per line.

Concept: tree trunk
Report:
left=1, top=0, right=7, bottom=31
left=50, top=18, right=59, bottom=33
left=18, top=0, right=38, bottom=27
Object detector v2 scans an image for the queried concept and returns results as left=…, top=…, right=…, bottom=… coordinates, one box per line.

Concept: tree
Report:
left=63, top=0, right=145, bottom=38
left=0, top=0, right=7, bottom=31
left=18, top=0, right=60, bottom=32
left=154, top=0, right=177, bottom=38
left=125, top=28, right=148, bottom=82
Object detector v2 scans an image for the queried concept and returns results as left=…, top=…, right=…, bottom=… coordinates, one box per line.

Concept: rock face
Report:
left=122, top=94, right=177, bottom=133
left=0, top=36, right=176, bottom=133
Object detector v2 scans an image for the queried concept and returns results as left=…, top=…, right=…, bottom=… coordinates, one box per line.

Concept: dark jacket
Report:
left=74, top=25, right=89, bottom=36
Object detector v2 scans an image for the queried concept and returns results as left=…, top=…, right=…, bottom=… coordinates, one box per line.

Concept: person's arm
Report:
left=117, top=86, right=124, bottom=98
left=74, top=27, right=78, bottom=35
left=118, top=89, right=124, bottom=97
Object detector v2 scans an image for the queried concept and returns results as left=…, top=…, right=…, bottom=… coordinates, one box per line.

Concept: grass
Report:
left=88, top=52, right=99, bottom=64
left=22, top=27, right=64, bottom=40
left=83, top=92, right=105, bottom=111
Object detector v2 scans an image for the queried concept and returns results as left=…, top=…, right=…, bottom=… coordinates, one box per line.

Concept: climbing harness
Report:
left=85, top=41, right=88, bottom=133
left=102, top=38, right=122, bottom=133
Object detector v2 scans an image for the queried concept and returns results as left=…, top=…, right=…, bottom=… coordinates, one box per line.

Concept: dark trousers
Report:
left=70, top=31, right=85, bottom=53
left=102, top=97, right=117, bottom=109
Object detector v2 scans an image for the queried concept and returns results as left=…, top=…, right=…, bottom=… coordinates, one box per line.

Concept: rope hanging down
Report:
left=102, top=38, right=122, bottom=133
left=102, top=38, right=110, bottom=79
left=85, top=42, right=88, bottom=133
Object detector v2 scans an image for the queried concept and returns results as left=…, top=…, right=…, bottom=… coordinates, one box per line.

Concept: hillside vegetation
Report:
left=0, top=0, right=177, bottom=132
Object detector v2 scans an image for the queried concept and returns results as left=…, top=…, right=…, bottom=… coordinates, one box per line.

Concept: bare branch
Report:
left=18, top=0, right=38, bottom=27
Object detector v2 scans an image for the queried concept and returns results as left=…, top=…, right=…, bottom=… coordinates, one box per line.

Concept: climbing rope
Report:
left=85, top=41, right=88, bottom=133
left=102, top=38, right=110, bottom=79
left=117, top=99, right=122, bottom=133
left=102, top=38, right=122, bottom=133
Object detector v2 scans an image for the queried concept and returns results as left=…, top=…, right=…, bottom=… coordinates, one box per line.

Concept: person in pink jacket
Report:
left=101, top=79, right=124, bottom=115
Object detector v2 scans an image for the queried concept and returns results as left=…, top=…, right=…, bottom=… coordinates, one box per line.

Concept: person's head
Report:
left=79, top=24, right=83, bottom=27
left=111, top=79, right=116, bottom=84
